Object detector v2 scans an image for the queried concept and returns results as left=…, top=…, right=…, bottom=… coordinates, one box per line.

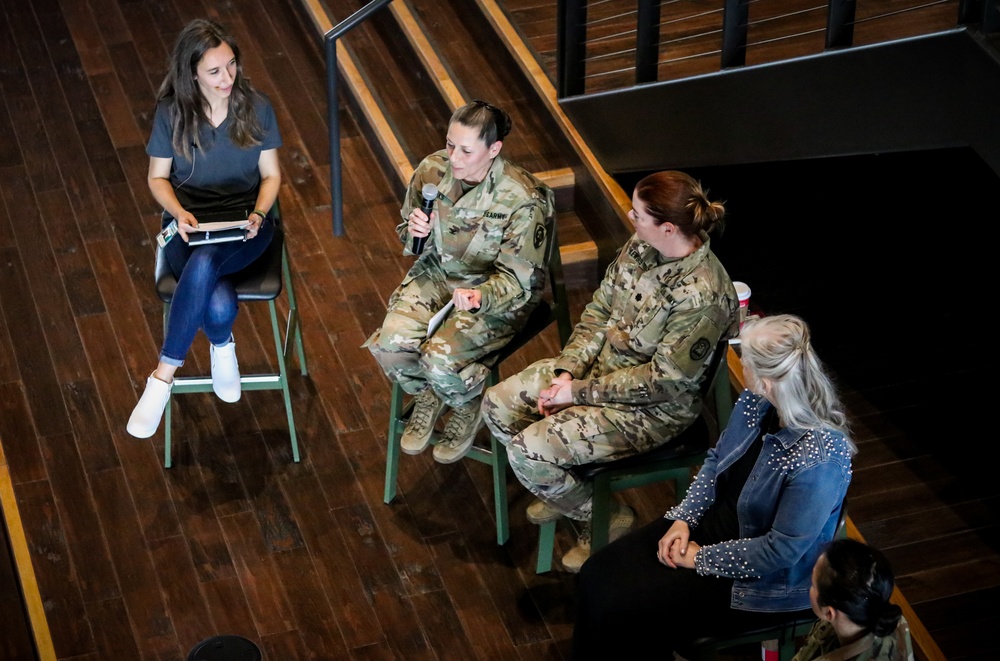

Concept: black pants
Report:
left=571, top=518, right=811, bottom=660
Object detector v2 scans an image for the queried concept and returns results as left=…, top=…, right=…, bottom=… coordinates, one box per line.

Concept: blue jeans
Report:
left=159, top=218, right=275, bottom=366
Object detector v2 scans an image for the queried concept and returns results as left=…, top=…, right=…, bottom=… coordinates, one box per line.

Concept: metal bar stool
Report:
left=383, top=219, right=572, bottom=545
left=534, top=339, right=734, bottom=573
left=155, top=201, right=307, bottom=467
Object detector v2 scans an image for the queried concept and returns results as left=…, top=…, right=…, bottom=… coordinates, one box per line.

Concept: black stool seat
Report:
left=155, top=225, right=285, bottom=303
left=152, top=212, right=306, bottom=468
left=574, top=415, right=713, bottom=480
left=675, top=610, right=816, bottom=661
left=186, top=634, right=262, bottom=661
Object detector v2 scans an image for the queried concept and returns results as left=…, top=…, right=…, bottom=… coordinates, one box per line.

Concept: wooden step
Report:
left=296, top=0, right=599, bottom=270
left=472, top=0, right=634, bottom=244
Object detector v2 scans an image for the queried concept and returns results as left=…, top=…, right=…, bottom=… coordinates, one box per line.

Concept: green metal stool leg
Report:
left=713, top=356, right=734, bottom=429
left=163, top=302, right=173, bottom=468
left=269, top=300, right=299, bottom=462
left=491, top=434, right=510, bottom=545
left=589, top=476, right=613, bottom=552
left=384, top=383, right=405, bottom=504
left=164, top=396, right=173, bottom=468
left=536, top=520, right=556, bottom=574
left=281, top=245, right=307, bottom=376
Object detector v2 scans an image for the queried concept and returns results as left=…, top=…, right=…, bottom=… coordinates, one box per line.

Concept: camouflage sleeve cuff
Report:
left=553, top=358, right=585, bottom=379
left=571, top=379, right=603, bottom=405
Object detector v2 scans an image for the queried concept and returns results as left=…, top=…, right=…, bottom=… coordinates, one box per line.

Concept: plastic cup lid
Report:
left=733, top=281, right=751, bottom=300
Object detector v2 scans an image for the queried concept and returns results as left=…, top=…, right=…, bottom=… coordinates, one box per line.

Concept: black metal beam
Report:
left=826, top=0, right=857, bottom=49
left=557, top=0, right=587, bottom=97
left=636, top=0, right=661, bottom=84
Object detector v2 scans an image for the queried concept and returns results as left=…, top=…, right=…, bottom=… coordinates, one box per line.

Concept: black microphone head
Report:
left=413, top=183, right=437, bottom=255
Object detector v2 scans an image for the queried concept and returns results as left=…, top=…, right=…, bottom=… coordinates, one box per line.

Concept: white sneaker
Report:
left=127, top=374, right=173, bottom=438
left=211, top=339, right=241, bottom=403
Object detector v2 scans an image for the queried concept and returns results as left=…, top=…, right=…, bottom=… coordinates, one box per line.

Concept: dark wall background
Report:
left=615, top=146, right=993, bottom=475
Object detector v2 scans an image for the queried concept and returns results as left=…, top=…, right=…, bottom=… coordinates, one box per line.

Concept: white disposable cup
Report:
left=733, top=281, right=751, bottom=329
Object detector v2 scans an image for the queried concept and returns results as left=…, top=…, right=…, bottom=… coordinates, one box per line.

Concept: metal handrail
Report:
left=557, top=0, right=1000, bottom=98
left=325, top=0, right=393, bottom=236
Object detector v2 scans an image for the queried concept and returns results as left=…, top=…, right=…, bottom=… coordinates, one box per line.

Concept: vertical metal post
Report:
left=635, top=0, right=661, bottom=84
left=557, top=0, right=587, bottom=98
left=984, top=0, right=1000, bottom=32
left=826, top=0, right=857, bottom=49
left=957, top=0, right=983, bottom=25
left=325, top=34, right=343, bottom=237
left=721, top=0, right=749, bottom=69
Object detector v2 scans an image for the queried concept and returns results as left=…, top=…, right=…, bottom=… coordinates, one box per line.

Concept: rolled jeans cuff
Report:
left=159, top=354, right=184, bottom=368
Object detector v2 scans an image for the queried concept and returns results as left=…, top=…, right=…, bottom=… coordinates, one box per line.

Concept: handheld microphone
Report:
left=412, top=183, right=438, bottom=254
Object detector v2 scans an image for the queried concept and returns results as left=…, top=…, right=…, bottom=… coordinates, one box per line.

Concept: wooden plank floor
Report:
left=0, top=0, right=599, bottom=658
left=1, top=1, right=997, bottom=661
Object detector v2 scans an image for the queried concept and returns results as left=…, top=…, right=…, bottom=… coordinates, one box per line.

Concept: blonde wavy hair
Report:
left=740, top=314, right=854, bottom=451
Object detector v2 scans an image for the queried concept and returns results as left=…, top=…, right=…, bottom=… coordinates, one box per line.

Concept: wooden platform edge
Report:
left=727, top=347, right=944, bottom=661
left=471, top=0, right=634, bottom=228
left=846, top=519, right=946, bottom=661
left=0, top=438, right=56, bottom=660
left=301, top=0, right=413, bottom=186
left=390, top=0, right=466, bottom=110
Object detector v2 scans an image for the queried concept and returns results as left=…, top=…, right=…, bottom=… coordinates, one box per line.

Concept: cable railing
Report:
left=556, top=0, right=999, bottom=97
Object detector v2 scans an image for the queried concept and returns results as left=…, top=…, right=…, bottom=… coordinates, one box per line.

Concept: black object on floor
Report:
left=186, top=635, right=262, bottom=661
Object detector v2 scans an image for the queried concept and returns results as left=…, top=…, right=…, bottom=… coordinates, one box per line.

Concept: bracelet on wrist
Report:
left=250, top=209, right=267, bottom=222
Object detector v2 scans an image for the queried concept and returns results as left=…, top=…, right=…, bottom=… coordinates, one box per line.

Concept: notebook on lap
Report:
left=188, top=209, right=251, bottom=246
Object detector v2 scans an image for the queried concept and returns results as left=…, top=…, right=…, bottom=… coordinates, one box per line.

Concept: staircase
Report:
left=292, top=0, right=637, bottom=289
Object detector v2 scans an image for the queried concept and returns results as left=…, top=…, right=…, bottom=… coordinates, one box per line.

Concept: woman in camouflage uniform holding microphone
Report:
left=365, top=100, right=555, bottom=464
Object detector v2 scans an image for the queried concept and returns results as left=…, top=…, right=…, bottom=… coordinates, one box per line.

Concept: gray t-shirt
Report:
left=146, top=92, right=282, bottom=214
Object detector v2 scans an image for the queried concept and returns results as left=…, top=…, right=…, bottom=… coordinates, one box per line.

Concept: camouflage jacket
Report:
left=792, top=619, right=909, bottom=661
left=396, top=151, right=555, bottom=319
left=554, top=234, right=738, bottom=412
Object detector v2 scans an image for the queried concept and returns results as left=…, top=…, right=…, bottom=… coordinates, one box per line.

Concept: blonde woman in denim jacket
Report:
left=571, top=314, right=855, bottom=660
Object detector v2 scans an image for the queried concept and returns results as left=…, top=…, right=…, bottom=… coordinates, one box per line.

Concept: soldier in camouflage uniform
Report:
left=792, top=539, right=908, bottom=661
left=365, top=100, right=555, bottom=465
left=482, top=170, right=738, bottom=571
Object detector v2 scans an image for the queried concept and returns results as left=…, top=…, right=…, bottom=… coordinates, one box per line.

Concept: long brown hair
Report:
left=155, top=19, right=263, bottom=161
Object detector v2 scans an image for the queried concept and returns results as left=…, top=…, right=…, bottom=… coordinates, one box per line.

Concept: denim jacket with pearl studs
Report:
left=664, top=389, right=853, bottom=613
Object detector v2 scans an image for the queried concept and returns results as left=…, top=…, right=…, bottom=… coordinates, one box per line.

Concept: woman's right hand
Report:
left=174, top=209, right=199, bottom=243
left=408, top=208, right=434, bottom=238
left=657, top=519, right=691, bottom=568
left=538, top=372, right=574, bottom=417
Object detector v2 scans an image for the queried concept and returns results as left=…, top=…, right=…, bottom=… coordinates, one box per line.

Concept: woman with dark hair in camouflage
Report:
left=794, top=539, right=909, bottom=661
left=483, top=170, right=739, bottom=572
left=365, top=100, right=555, bottom=465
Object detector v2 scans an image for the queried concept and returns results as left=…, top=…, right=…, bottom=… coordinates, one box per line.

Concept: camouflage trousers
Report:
left=365, top=267, right=520, bottom=408
left=482, top=358, right=688, bottom=521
